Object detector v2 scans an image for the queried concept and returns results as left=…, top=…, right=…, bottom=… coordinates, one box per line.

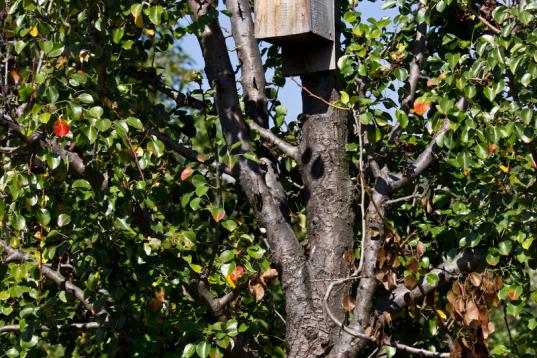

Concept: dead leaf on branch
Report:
left=341, top=295, right=356, bottom=312
left=249, top=282, right=265, bottom=302
left=259, top=268, right=278, bottom=286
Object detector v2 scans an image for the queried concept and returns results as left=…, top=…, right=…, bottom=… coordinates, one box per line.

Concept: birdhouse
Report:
left=255, top=0, right=337, bottom=75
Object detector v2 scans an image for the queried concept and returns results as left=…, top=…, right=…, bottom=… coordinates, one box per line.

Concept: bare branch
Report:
left=0, top=322, right=103, bottom=333
left=0, top=239, right=105, bottom=316
left=249, top=121, right=299, bottom=161
left=385, top=185, right=420, bottom=206
left=226, top=0, right=269, bottom=127
left=388, top=21, right=427, bottom=142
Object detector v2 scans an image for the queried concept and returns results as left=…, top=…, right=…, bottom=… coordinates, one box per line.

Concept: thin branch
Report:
left=0, top=321, right=103, bottom=333
left=249, top=121, right=299, bottom=161
left=226, top=0, right=269, bottom=127
left=323, top=275, right=450, bottom=357
left=390, top=97, right=467, bottom=192
left=0, top=239, right=105, bottom=316
left=352, top=108, right=367, bottom=273
left=475, top=12, right=501, bottom=34
left=290, top=77, right=350, bottom=111
left=385, top=185, right=420, bottom=206
left=388, top=20, right=427, bottom=142
left=376, top=248, right=486, bottom=314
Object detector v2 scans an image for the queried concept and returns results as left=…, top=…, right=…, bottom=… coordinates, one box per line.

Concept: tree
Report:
left=1, top=0, right=536, bottom=357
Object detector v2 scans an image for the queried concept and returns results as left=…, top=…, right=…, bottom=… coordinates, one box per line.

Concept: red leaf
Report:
left=180, top=167, right=193, bottom=181
left=53, top=119, right=70, bottom=137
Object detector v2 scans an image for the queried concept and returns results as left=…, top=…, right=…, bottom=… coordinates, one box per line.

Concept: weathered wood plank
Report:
left=255, top=0, right=333, bottom=43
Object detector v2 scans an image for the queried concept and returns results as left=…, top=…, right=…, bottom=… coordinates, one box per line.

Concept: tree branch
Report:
left=0, top=322, right=103, bottom=333
left=0, top=239, right=105, bottom=316
left=187, top=1, right=307, bottom=339
left=0, top=111, right=107, bottom=190
left=376, top=248, right=486, bottom=315
left=388, top=20, right=427, bottom=142
left=226, top=0, right=269, bottom=127
left=323, top=275, right=450, bottom=357
left=249, top=121, right=299, bottom=161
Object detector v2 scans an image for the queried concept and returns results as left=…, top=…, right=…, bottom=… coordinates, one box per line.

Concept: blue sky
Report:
left=179, top=1, right=396, bottom=120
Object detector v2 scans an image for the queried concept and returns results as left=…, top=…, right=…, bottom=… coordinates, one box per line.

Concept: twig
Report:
left=290, top=77, right=350, bottom=111
left=476, top=13, right=501, bottom=34
left=503, top=303, right=519, bottom=354
left=249, top=121, right=299, bottom=161
left=385, top=185, right=420, bottom=206
left=323, top=276, right=451, bottom=357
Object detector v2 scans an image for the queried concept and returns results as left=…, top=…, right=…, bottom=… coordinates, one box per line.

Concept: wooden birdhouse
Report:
left=255, top=0, right=337, bottom=75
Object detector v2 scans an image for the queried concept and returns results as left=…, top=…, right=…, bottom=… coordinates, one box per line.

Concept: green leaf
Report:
left=221, top=220, right=237, bottom=232
left=115, top=217, right=132, bottom=231
left=484, top=87, right=496, bottom=102
left=36, top=208, right=51, bottom=226
left=14, top=40, right=27, bottom=54
left=340, top=91, right=350, bottom=105
left=126, top=116, right=143, bottom=130
left=78, top=93, right=94, bottom=104
left=96, top=118, right=111, bottom=132
left=88, top=106, right=104, bottom=119
left=12, top=214, right=27, bottom=231
left=72, top=179, right=92, bottom=189
left=112, top=27, right=125, bottom=44
left=85, top=126, right=98, bottom=144
left=48, top=86, right=59, bottom=103
left=181, top=343, right=196, bottom=358
left=196, top=341, right=210, bottom=358
left=147, top=5, right=164, bottom=25
left=464, top=85, right=477, bottom=99
left=425, top=273, right=440, bottom=286
left=498, top=241, right=512, bottom=256
left=148, top=139, right=165, bottom=158
left=130, top=3, right=143, bottom=18
left=57, top=214, right=71, bottom=227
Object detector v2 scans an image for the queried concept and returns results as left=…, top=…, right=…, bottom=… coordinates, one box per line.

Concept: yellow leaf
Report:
left=499, top=165, right=509, bottom=173
left=146, top=28, right=155, bottom=36
left=30, top=25, right=39, bottom=37
left=225, top=275, right=236, bottom=288
left=134, top=13, right=144, bottom=28
left=436, top=309, right=447, bottom=320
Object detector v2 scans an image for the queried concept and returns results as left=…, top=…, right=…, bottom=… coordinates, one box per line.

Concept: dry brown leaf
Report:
left=464, top=300, right=480, bottom=325
left=469, top=272, right=482, bottom=287
left=416, top=241, right=425, bottom=258
left=341, top=295, right=356, bottom=312
left=404, top=274, right=418, bottom=290
left=342, top=248, right=356, bottom=269
left=260, top=268, right=278, bottom=286
left=377, top=247, right=387, bottom=268
left=249, top=282, right=265, bottom=302
left=407, top=258, right=419, bottom=273
left=387, top=272, right=397, bottom=290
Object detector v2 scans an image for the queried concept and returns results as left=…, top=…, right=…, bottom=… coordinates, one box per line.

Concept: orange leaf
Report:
left=413, top=98, right=431, bottom=116
left=10, top=69, right=21, bottom=85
